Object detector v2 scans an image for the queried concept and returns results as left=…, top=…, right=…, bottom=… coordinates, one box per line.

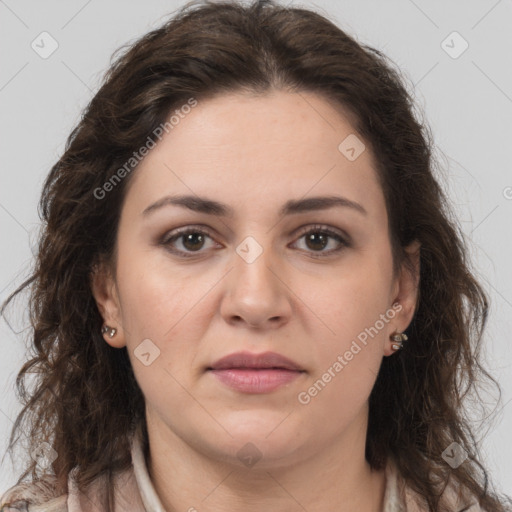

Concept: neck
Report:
left=145, top=412, right=387, bottom=512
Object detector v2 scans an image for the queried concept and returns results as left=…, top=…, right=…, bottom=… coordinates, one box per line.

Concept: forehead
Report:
left=122, top=90, right=384, bottom=220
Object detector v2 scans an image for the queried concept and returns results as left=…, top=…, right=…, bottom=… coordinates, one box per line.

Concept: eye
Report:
left=159, top=224, right=349, bottom=258
left=290, top=224, right=349, bottom=257
left=160, top=226, right=218, bottom=257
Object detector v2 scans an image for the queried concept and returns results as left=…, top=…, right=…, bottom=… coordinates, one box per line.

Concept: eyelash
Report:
left=159, top=224, right=350, bottom=259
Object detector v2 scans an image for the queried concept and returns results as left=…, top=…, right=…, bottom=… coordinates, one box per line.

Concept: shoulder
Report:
left=404, top=484, right=486, bottom=511
left=1, top=466, right=141, bottom=512
left=386, top=457, right=487, bottom=512
left=1, top=474, right=67, bottom=512
left=403, top=473, right=487, bottom=512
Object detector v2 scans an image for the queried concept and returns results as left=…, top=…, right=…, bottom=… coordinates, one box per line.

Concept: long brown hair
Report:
left=1, top=1, right=510, bottom=510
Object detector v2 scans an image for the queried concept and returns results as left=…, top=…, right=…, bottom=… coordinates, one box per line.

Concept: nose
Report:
left=220, top=249, right=292, bottom=330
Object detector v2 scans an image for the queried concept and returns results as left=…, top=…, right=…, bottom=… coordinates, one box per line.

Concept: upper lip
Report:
left=208, top=351, right=304, bottom=371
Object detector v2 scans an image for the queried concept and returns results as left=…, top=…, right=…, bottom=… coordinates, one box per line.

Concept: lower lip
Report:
left=208, top=368, right=303, bottom=393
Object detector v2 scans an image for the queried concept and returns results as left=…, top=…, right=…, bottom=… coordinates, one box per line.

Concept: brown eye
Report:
left=180, top=232, right=207, bottom=251
left=292, top=225, right=349, bottom=257
left=304, top=232, right=329, bottom=251
left=161, top=227, right=218, bottom=257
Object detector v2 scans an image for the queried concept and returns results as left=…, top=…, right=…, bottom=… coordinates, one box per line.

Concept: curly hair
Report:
left=1, top=1, right=510, bottom=511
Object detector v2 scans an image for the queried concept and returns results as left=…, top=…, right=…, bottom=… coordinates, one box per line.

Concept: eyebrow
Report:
left=141, top=194, right=367, bottom=218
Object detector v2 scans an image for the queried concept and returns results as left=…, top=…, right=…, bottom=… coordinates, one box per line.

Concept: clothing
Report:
left=1, top=427, right=483, bottom=512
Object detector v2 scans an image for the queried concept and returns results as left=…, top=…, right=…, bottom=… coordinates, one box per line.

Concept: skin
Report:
left=91, top=90, right=420, bottom=512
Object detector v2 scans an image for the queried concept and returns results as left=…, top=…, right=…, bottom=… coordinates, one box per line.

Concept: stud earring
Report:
left=390, top=331, right=408, bottom=351
left=101, top=325, right=117, bottom=338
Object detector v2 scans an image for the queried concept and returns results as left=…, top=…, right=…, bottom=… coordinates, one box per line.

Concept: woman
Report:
left=1, top=1, right=510, bottom=511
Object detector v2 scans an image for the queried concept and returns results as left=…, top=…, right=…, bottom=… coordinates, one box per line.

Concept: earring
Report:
left=390, top=331, right=408, bottom=351
left=101, top=325, right=117, bottom=338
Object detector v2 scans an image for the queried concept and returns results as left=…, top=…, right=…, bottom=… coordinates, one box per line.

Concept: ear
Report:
left=89, top=259, right=126, bottom=348
left=384, top=239, right=421, bottom=356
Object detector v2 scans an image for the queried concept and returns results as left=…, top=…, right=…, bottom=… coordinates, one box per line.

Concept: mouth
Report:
left=208, top=351, right=304, bottom=372
left=207, top=351, right=305, bottom=393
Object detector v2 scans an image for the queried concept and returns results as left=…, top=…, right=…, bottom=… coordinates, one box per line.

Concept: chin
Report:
left=202, top=420, right=311, bottom=467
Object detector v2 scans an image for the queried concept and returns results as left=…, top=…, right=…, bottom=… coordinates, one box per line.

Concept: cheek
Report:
left=308, top=249, right=394, bottom=386
left=115, top=251, right=218, bottom=387
left=115, top=244, right=199, bottom=335
left=298, top=278, right=391, bottom=427
left=321, top=254, right=394, bottom=341
left=119, top=268, right=205, bottom=416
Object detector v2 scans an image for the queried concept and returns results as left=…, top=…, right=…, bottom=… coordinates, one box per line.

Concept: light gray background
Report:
left=1, top=0, right=511, bottom=497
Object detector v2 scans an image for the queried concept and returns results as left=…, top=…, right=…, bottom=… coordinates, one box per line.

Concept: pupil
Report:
left=306, top=233, right=327, bottom=251
left=183, top=233, right=204, bottom=251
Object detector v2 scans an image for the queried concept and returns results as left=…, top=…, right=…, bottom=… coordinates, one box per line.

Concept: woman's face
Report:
left=92, top=90, right=419, bottom=468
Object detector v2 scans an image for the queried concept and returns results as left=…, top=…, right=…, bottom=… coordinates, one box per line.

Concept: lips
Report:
left=208, top=351, right=304, bottom=371
left=207, top=351, right=305, bottom=393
